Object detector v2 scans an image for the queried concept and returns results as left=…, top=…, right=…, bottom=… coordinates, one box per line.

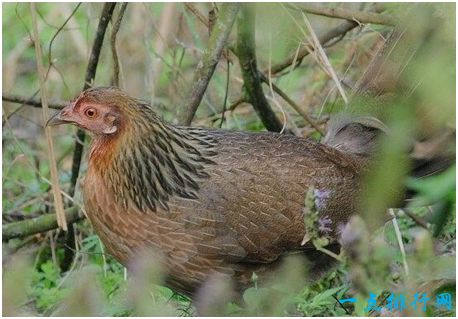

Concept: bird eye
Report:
left=85, top=108, right=97, bottom=118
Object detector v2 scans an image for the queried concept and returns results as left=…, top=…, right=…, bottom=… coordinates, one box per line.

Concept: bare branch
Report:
left=228, top=96, right=247, bottom=111
left=182, top=3, right=333, bottom=135
left=179, top=3, right=240, bottom=126
left=184, top=3, right=209, bottom=28
left=236, top=4, right=284, bottom=132
left=290, top=3, right=397, bottom=26
left=3, top=208, right=83, bottom=241
left=111, top=3, right=128, bottom=87
left=2, top=93, right=66, bottom=109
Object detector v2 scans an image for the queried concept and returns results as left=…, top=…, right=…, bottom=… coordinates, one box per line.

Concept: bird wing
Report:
left=168, top=130, right=362, bottom=265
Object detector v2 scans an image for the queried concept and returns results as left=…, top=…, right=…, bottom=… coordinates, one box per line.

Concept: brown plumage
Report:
left=48, top=87, right=368, bottom=296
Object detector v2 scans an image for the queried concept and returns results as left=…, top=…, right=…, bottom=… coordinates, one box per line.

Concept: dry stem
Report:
left=30, top=3, right=67, bottom=231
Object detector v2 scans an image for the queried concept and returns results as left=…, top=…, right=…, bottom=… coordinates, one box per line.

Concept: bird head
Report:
left=46, top=87, right=135, bottom=136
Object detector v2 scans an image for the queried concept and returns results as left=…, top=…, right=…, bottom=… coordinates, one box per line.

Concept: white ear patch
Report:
left=103, top=125, right=118, bottom=134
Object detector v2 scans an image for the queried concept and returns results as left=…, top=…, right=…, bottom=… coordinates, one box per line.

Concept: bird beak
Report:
left=46, top=105, right=73, bottom=127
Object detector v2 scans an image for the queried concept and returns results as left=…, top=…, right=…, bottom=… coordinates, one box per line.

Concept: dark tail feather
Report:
left=323, top=116, right=455, bottom=202
left=410, top=129, right=455, bottom=178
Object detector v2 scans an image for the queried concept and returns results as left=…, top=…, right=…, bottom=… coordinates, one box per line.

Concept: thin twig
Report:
left=236, top=4, right=284, bottom=132
left=33, top=4, right=80, bottom=97
left=267, top=20, right=359, bottom=76
left=2, top=93, right=66, bottom=109
left=36, top=6, right=77, bottom=30
left=30, top=3, right=67, bottom=231
left=301, top=12, right=348, bottom=105
left=179, top=3, right=240, bottom=125
left=290, top=3, right=397, bottom=26
left=400, top=208, right=430, bottom=230
left=150, top=2, right=176, bottom=101
left=183, top=3, right=232, bottom=63
left=184, top=3, right=208, bottom=27
left=111, top=3, right=128, bottom=87
left=389, top=209, right=410, bottom=276
left=228, top=96, right=247, bottom=111
left=219, top=59, right=231, bottom=128
left=58, top=4, right=89, bottom=58
left=49, top=230, right=58, bottom=265
left=258, top=73, right=324, bottom=135
left=47, top=3, right=82, bottom=80
left=283, top=5, right=349, bottom=106
left=56, top=251, right=82, bottom=290
left=2, top=92, right=164, bottom=111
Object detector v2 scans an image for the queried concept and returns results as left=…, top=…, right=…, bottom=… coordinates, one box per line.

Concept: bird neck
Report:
left=89, top=111, right=217, bottom=212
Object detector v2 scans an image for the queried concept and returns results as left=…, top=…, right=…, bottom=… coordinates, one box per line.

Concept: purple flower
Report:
left=314, top=189, right=331, bottom=210
left=318, top=216, right=332, bottom=234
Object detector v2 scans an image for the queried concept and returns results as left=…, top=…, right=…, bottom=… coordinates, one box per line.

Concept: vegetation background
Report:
left=2, top=2, right=455, bottom=316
